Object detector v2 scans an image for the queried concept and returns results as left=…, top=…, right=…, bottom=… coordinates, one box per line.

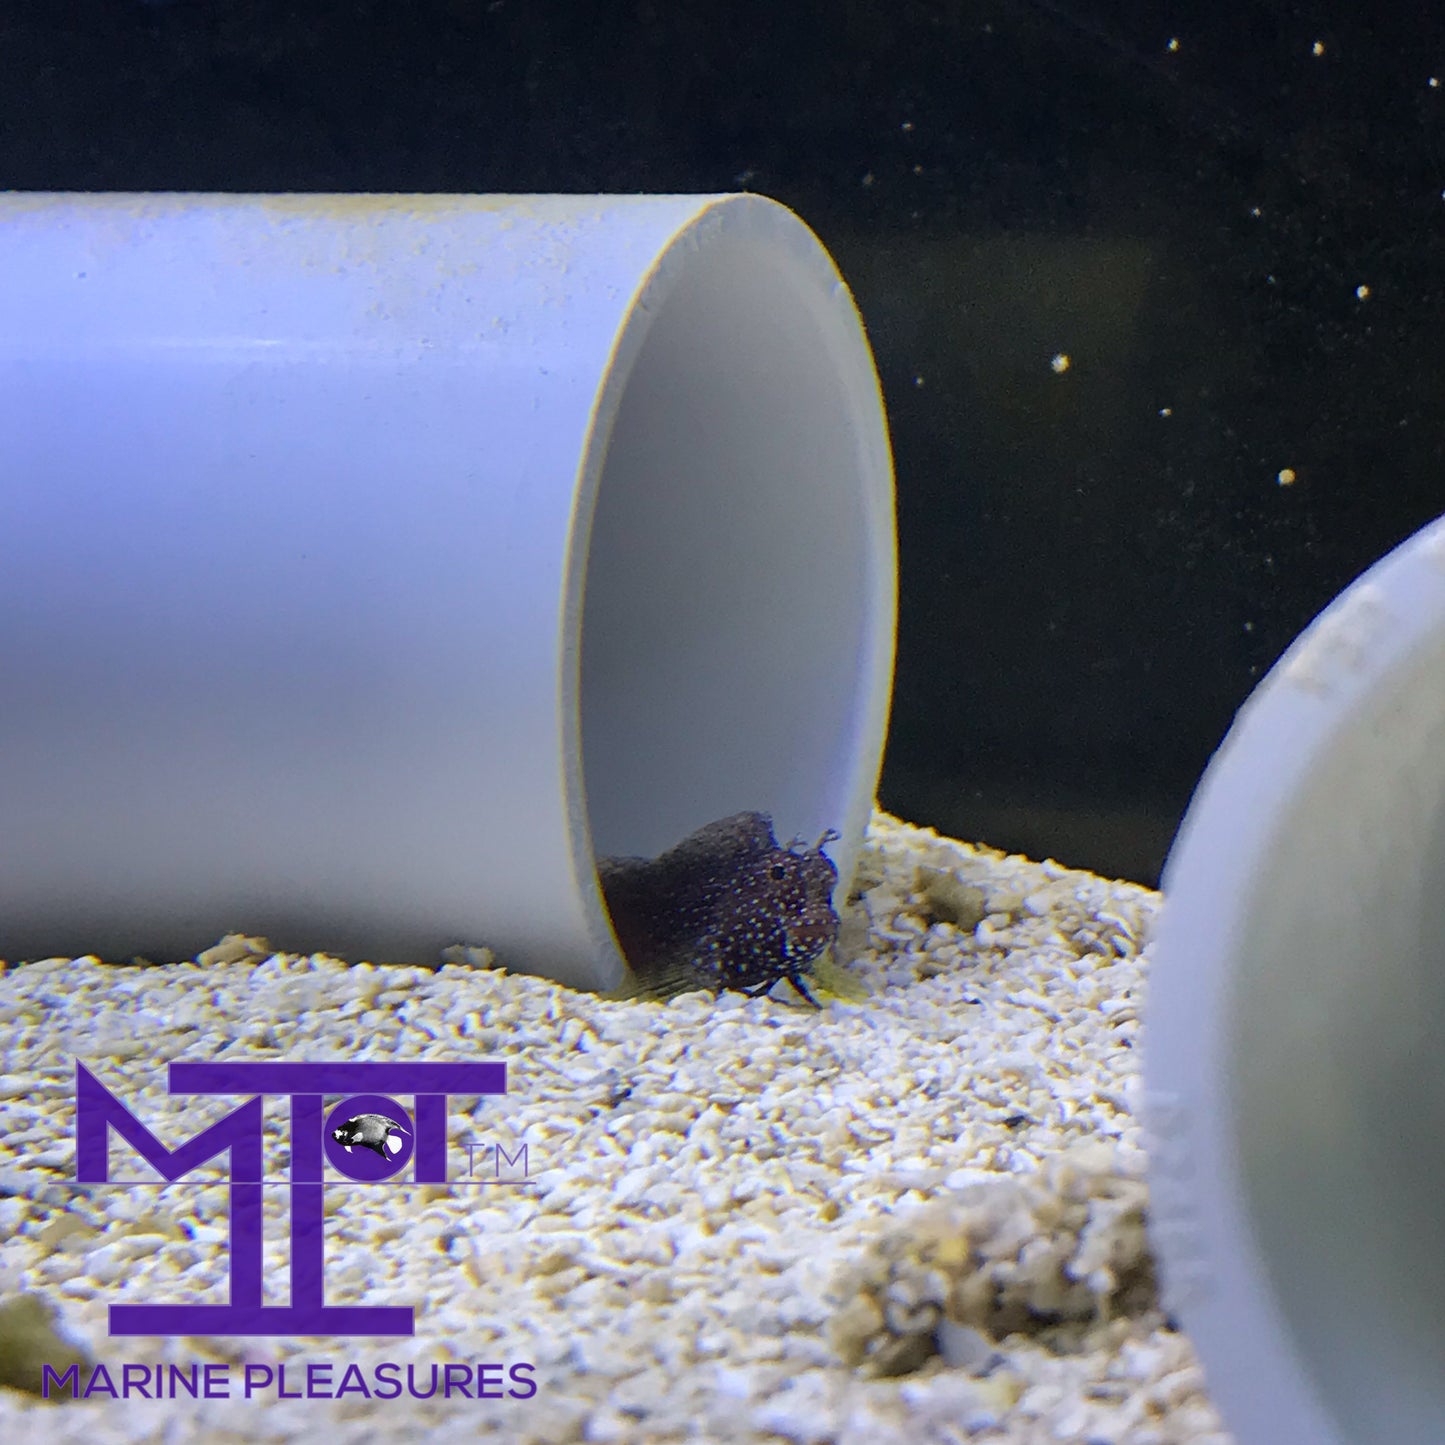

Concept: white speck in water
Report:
left=1051, top=353, right=1071, bottom=374
left=1355, top=284, right=1371, bottom=300
left=1167, top=37, right=1180, bottom=53
left=1312, top=39, right=1326, bottom=57
left=1277, top=467, right=1298, bottom=486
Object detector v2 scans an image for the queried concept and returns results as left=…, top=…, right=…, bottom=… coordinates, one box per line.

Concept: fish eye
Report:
left=770, top=863, right=787, bottom=880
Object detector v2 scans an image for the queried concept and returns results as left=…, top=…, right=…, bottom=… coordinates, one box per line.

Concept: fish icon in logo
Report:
left=331, top=1112, right=410, bottom=1159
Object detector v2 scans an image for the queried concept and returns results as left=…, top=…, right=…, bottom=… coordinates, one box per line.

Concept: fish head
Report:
left=722, top=827, right=840, bottom=969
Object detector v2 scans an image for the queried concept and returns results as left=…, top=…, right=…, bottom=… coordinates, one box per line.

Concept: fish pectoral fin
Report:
left=803, top=947, right=871, bottom=1003
left=601, top=953, right=716, bottom=1004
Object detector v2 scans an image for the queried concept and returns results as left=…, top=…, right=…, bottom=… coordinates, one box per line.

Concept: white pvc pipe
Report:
left=1146, top=516, right=1445, bottom=1443
left=0, top=193, right=896, bottom=989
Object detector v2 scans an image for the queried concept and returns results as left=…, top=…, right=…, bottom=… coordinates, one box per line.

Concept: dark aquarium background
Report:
left=6, top=0, right=1444, bottom=885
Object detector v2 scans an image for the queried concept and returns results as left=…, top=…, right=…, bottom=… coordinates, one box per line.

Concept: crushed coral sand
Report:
left=0, top=809, right=1230, bottom=1443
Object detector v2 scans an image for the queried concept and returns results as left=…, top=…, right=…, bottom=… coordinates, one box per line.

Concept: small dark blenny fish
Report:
left=597, top=811, right=841, bottom=1006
